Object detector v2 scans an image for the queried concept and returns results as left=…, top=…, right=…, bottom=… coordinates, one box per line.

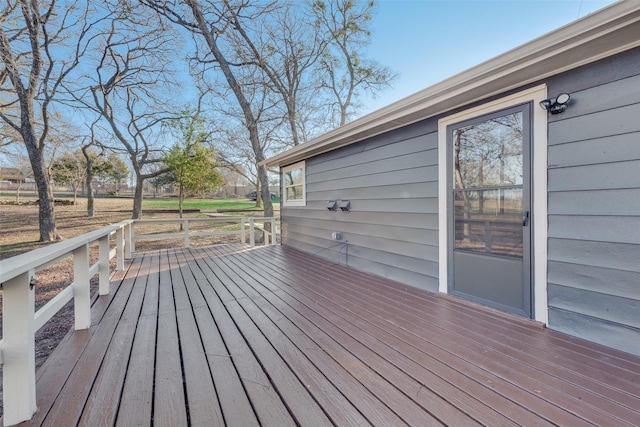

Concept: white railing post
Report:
left=249, top=218, right=255, bottom=247
left=184, top=219, right=190, bottom=248
left=2, top=271, right=37, bottom=426
left=126, top=222, right=134, bottom=256
left=73, top=245, right=91, bottom=330
left=241, top=218, right=246, bottom=244
left=116, top=227, right=125, bottom=270
left=98, top=235, right=110, bottom=295
left=270, top=218, right=277, bottom=245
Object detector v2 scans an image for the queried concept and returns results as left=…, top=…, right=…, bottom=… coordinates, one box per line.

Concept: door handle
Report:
left=523, top=210, right=529, bottom=226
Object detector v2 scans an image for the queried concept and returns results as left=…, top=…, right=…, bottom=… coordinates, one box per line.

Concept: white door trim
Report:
left=437, top=84, right=549, bottom=324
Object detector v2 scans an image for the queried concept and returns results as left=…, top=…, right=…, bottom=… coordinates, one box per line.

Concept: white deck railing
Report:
left=129, top=216, right=278, bottom=249
left=0, top=216, right=278, bottom=426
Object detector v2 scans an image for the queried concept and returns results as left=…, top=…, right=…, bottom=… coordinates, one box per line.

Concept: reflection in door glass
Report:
left=454, top=188, right=523, bottom=258
left=453, top=112, right=523, bottom=189
left=452, top=111, right=525, bottom=259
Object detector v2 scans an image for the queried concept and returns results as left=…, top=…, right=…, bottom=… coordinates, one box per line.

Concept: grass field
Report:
left=143, top=197, right=279, bottom=211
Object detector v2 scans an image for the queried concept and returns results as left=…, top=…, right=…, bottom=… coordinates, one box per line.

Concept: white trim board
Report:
left=437, top=85, right=549, bottom=324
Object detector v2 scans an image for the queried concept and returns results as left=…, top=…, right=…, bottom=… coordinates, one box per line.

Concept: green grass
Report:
left=142, top=197, right=279, bottom=211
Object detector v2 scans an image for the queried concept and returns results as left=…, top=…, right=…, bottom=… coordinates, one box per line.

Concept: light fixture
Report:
left=539, top=93, right=571, bottom=114
left=326, top=200, right=338, bottom=211
left=338, top=200, right=351, bottom=212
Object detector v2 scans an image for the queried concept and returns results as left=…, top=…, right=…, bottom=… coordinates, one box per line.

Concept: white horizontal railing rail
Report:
left=130, top=216, right=247, bottom=251
left=0, top=219, right=134, bottom=426
left=0, top=215, right=277, bottom=426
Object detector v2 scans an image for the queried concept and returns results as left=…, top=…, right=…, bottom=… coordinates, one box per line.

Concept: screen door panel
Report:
left=449, top=106, right=531, bottom=317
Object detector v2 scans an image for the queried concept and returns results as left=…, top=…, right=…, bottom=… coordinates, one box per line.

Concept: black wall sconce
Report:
left=539, top=93, right=571, bottom=114
left=339, top=200, right=351, bottom=212
left=326, top=200, right=338, bottom=211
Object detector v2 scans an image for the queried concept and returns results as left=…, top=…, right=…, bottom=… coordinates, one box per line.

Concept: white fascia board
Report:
left=263, top=0, right=640, bottom=168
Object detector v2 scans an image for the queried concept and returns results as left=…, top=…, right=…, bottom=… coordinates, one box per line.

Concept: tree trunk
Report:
left=453, top=130, right=470, bottom=241
left=259, top=164, right=273, bottom=217
left=23, top=130, right=59, bottom=241
left=132, top=173, right=144, bottom=219
left=16, top=182, right=22, bottom=203
left=83, top=145, right=95, bottom=217
left=179, top=184, right=184, bottom=219
left=287, top=104, right=300, bottom=146
left=86, top=180, right=94, bottom=217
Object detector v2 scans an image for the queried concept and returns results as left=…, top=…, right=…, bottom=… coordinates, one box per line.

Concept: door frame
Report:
left=437, top=84, right=549, bottom=324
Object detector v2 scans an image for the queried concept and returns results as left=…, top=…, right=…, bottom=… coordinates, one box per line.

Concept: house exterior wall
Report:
left=544, top=47, right=640, bottom=355
left=279, top=47, right=640, bottom=356
left=281, top=121, right=441, bottom=292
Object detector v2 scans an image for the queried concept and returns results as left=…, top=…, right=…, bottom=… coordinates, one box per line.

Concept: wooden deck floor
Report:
left=21, top=244, right=640, bottom=426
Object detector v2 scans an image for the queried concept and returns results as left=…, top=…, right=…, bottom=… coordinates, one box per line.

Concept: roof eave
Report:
left=263, top=0, right=640, bottom=168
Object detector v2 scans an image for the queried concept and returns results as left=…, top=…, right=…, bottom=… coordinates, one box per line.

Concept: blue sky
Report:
left=359, top=0, right=618, bottom=114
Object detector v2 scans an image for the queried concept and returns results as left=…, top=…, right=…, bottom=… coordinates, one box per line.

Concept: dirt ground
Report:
left=0, top=196, right=227, bottom=417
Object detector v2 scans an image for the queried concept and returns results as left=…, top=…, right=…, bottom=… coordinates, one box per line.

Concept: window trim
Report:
left=282, top=161, right=306, bottom=207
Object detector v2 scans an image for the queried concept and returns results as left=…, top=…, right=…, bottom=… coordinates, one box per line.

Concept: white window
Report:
left=282, top=161, right=306, bottom=206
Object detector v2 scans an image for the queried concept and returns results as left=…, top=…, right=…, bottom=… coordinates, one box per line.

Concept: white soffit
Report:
left=263, top=0, right=640, bottom=168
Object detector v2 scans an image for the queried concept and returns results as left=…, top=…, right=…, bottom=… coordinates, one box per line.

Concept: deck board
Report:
left=20, top=243, right=640, bottom=427
left=169, top=249, right=225, bottom=427
left=115, top=255, right=158, bottom=427
left=154, top=249, right=189, bottom=427
left=214, top=245, right=520, bottom=426
left=258, top=246, right=638, bottom=426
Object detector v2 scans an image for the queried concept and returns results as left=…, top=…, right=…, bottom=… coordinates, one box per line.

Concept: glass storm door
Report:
left=448, top=104, right=532, bottom=317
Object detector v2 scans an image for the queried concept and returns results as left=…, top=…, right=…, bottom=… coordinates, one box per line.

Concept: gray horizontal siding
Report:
left=310, top=151, right=435, bottom=183
left=308, top=165, right=438, bottom=192
left=548, top=159, right=640, bottom=191
left=546, top=53, right=640, bottom=354
left=282, top=231, right=439, bottom=292
left=548, top=189, right=640, bottom=216
left=550, top=72, right=640, bottom=121
left=548, top=215, right=640, bottom=244
left=309, top=134, right=437, bottom=173
left=283, top=209, right=439, bottom=230
left=548, top=309, right=640, bottom=356
left=281, top=123, right=439, bottom=292
left=548, top=284, right=640, bottom=329
left=547, top=261, right=640, bottom=301
left=283, top=222, right=438, bottom=264
left=283, top=214, right=439, bottom=247
left=548, top=238, right=640, bottom=274
left=548, top=132, right=640, bottom=168
left=548, top=102, right=640, bottom=145
left=305, top=198, right=438, bottom=214
left=309, top=182, right=439, bottom=202
left=282, top=227, right=438, bottom=278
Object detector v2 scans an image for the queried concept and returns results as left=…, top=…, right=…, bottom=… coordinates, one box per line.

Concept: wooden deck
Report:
left=21, top=244, right=640, bottom=426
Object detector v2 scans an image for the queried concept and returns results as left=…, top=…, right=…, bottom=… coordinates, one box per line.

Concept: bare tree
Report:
left=73, top=5, right=179, bottom=218
left=140, top=0, right=275, bottom=218
left=227, top=2, right=326, bottom=146
left=0, top=0, right=104, bottom=241
left=312, top=0, right=396, bottom=126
